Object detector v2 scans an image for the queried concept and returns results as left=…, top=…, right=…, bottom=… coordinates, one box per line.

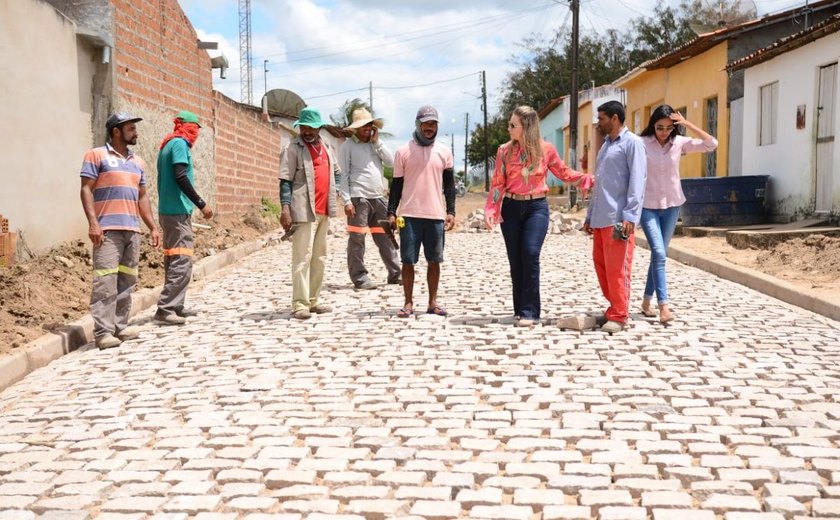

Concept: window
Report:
left=674, top=106, right=688, bottom=136
left=759, top=82, right=778, bottom=146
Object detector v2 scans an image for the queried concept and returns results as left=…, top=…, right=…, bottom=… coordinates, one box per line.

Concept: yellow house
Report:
left=615, top=42, right=728, bottom=178
left=614, top=0, right=840, bottom=179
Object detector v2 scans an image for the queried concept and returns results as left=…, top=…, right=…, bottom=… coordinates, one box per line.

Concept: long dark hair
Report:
left=640, top=104, right=679, bottom=141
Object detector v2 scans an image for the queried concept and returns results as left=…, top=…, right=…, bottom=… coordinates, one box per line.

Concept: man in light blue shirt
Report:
left=583, top=101, right=647, bottom=334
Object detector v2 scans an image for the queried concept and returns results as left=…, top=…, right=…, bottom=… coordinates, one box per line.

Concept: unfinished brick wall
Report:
left=111, top=0, right=211, bottom=121
left=214, top=93, right=284, bottom=216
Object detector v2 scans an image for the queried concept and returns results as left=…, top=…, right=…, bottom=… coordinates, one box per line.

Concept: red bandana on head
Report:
left=159, top=118, right=200, bottom=150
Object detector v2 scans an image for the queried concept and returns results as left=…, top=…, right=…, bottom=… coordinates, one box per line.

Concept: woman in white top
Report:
left=639, top=105, right=717, bottom=323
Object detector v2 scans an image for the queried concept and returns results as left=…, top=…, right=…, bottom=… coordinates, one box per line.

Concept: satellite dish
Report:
left=262, top=89, right=306, bottom=118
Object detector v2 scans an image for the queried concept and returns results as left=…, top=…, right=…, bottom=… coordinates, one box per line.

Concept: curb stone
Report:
left=635, top=235, right=840, bottom=322
left=0, top=236, right=273, bottom=394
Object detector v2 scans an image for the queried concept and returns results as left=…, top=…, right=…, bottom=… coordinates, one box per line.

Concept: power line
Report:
left=304, top=72, right=481, bottom=101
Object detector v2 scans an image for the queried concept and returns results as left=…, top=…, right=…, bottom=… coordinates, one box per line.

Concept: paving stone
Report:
left=812, top=498, right=840, bottom=517
left=409, top=500, right=462, bottom=519
left=701, top=494, right=762, bottom=513
left=457, top=488, right=504, bottom=508
left=598, top=506, right=647, bottom=520
left=468, top=505, right=533, bottom=520
left=541, top=505, right=592, bottom=520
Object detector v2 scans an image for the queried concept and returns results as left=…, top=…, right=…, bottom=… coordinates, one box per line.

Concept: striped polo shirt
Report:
left=79, top=144, right=146, bottom=232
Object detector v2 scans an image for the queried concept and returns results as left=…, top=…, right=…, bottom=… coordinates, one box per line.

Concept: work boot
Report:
left=387, top=276, right=402, bottom=285
left=96, top=334, right=122, bottom=350
left=601, top=320, right=625, bottom=334
left=292, top=308, right=311, bottom=320
left=175, top=307, right=199, bottom=318
left=115, top=326, right=141, bottom=341
left=154, top=310, right=186, bottom=325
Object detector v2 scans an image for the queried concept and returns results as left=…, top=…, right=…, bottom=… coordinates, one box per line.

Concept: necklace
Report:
left=306, top=141, right=324, bottom=157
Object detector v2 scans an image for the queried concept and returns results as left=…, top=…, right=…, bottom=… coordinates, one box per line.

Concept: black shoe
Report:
left=387, top=277, right=402, bottom=285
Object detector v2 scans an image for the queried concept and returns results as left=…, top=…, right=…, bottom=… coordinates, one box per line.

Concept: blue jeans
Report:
left=640, top=206, right=681, bottom=303
left=500, top=198, right=549, bottom=320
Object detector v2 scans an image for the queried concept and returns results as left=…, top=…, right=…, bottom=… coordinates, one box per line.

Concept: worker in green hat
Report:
left=155, top=110, right=213, bottom=325
left=279, top=106, right=339, bottom=320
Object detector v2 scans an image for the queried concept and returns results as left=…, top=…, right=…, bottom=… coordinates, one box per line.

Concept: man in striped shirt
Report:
left=80, top=112, right=161, bottom=350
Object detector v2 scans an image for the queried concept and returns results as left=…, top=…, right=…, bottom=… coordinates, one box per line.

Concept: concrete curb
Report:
left=0, top=237, right=270, bottom=394
left=636, top=235, right=840, bottom=322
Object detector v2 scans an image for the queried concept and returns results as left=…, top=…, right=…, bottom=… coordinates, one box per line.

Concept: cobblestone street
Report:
left=1, top=232, right=839, bottom=520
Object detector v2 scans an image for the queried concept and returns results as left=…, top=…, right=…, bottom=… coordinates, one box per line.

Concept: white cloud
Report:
left=184, top=0, right=811, bottom=168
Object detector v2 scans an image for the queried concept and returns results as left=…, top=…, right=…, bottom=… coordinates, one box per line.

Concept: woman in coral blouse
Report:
left=484, top=105, right=593, bottom=327
left=639, top=105, right=717, bottom=323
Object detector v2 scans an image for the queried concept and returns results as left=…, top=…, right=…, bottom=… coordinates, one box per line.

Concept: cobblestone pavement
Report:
left=2, top=231, right=839, bottom=520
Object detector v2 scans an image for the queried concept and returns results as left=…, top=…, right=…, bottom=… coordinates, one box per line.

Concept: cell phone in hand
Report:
left=612, top=222, right=628, bottom=241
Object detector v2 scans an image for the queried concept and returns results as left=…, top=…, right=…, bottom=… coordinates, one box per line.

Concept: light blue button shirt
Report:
left=586, top=126, right=647, bottom=228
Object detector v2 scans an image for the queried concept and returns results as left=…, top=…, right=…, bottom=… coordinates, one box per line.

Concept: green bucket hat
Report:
left=176, top=110, right=201, bottom=127
left=293, top=107, right=327, bottom=129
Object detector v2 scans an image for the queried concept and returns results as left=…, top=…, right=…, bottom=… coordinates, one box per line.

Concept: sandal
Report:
left=641, top=300, right=657, bottom=318
left=426, top=305, right=448, bottom=316
left=397, top=306, right=414, bottom=318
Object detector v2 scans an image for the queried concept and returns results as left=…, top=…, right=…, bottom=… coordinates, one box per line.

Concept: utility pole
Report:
left=450, top=134, right=455, bottom=162
left=369, top=81, right=373, bottom=113
left=568, top=0, right=580, bottom=207
left=263, top=60, right=268, bottom=96
left=481, top=70, right=489, bottom=192
left=464, top=112, right=469, bottom=183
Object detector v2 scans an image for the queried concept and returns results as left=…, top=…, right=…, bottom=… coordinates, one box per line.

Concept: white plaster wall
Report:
left=0, top=0, right=94, bottom=255
left=742, top=32, right=840, bottom=217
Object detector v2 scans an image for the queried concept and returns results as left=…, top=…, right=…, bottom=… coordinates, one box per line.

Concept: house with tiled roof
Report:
left=613, top=0, right=840, bottom=180
left=726, top=14, right=840, bottom=219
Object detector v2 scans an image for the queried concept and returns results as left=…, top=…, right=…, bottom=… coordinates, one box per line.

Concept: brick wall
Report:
left=111, top=0, right=211, bottom=122
left=214, top=93, right=284, bottom=215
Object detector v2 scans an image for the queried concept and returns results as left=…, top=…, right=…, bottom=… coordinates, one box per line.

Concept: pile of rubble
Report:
left=459, top=209, right=583, bottom=235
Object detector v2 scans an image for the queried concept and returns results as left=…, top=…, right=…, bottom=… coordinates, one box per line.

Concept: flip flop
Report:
left=426, top=305, right=448, bottom=316
left=397, top=307, right=414, bottom=318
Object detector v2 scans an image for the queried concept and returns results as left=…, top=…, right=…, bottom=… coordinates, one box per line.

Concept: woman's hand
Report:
left=484, top=215, right=497, bottom=229
left=670, top=111, right=687, bottom=126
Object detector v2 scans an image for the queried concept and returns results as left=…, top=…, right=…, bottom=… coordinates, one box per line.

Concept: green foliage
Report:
left=468, top=0, right=753, bottom=166
left=383, top=165, right=394, bottom=188
left=261, top=196, right=281, bottom=217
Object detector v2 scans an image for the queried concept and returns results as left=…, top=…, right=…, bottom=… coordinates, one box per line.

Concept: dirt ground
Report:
left=0, top=205, right=279, bottom=355
left=1, top=193, right=838, bottom=358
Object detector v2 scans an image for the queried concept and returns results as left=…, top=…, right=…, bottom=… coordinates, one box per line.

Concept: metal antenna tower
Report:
left=239, top=0, right=253, bottom=104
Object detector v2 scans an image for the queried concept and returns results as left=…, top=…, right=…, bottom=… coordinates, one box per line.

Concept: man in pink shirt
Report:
left=387, top=105, right=456, bottom=318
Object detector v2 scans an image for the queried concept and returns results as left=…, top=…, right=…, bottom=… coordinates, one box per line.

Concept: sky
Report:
left=178, top=0, right=812, bottom=172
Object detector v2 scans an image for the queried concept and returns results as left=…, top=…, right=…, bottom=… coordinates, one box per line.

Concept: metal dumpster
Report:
left=680, top=175, right=769, bottom=226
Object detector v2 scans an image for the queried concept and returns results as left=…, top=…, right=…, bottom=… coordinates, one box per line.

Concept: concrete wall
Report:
left=742, top=32, right=840, bottom=218
left=0, top=0, right=99, bottom=254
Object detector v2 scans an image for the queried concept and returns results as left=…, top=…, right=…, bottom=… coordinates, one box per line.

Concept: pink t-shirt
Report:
left=642, top=134, right=718, bottom=209
left=393, top=139, right=454, bottom=220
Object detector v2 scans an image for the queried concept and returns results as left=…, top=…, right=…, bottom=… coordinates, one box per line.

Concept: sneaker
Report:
left=292, top=308, right=311, bottom=320
left=154, top=310, right=186, bottom=325
left=355, top=280, right=377, bottom=290
left=175, top=308, right=199, bottom=318
left=96, top=334, right=122, bottom=350
left=115, top=326, right=140, bottom=341
left=515, top=318, right=536, bottom=328
left=310, top=304, right=332, bottom=314
left=594, top=314, right=608, bottom=327
left=601, top=320, right=625, bottom=334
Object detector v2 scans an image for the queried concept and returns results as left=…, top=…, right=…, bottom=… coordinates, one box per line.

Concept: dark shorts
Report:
left=399, top=217, right=445, bottom=265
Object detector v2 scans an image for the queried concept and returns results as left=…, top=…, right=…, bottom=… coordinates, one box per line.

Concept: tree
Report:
left=330, top=98, right=370, bottom=128
left=467, top=117, right=509, bottom=168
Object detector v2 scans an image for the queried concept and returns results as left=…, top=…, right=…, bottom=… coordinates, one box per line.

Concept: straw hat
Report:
left=345, top=108, right=384, bottom=130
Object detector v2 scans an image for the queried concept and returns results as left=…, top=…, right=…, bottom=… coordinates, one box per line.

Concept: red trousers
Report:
left=592, top=227, right=635, bottom=323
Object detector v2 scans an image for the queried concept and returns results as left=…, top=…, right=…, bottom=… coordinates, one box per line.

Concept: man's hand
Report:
left=370, top=126, right=378, bottom=144
left=201, top=205, right=214, bottom=219
left=444, top=214, right=455, bottom=231
left=622, top=220, right=635, bottom=237
left=344, top=204, right=356, bottom=218
left=88, top=223, right=103, bottom=247
left=388, top=214, right=396, bottom=228
left=281, top=206, right=293, bottom=231
left=582, top=221, right=593, bottom=235
left=149, top=228, right=162, bottom=249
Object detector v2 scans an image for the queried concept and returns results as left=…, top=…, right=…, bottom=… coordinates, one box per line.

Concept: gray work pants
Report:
left=90, top=230, right=140, bottom=339
left=346, top=197, right=401, bottom=286
left=157, top=214, right=194, bottom=315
